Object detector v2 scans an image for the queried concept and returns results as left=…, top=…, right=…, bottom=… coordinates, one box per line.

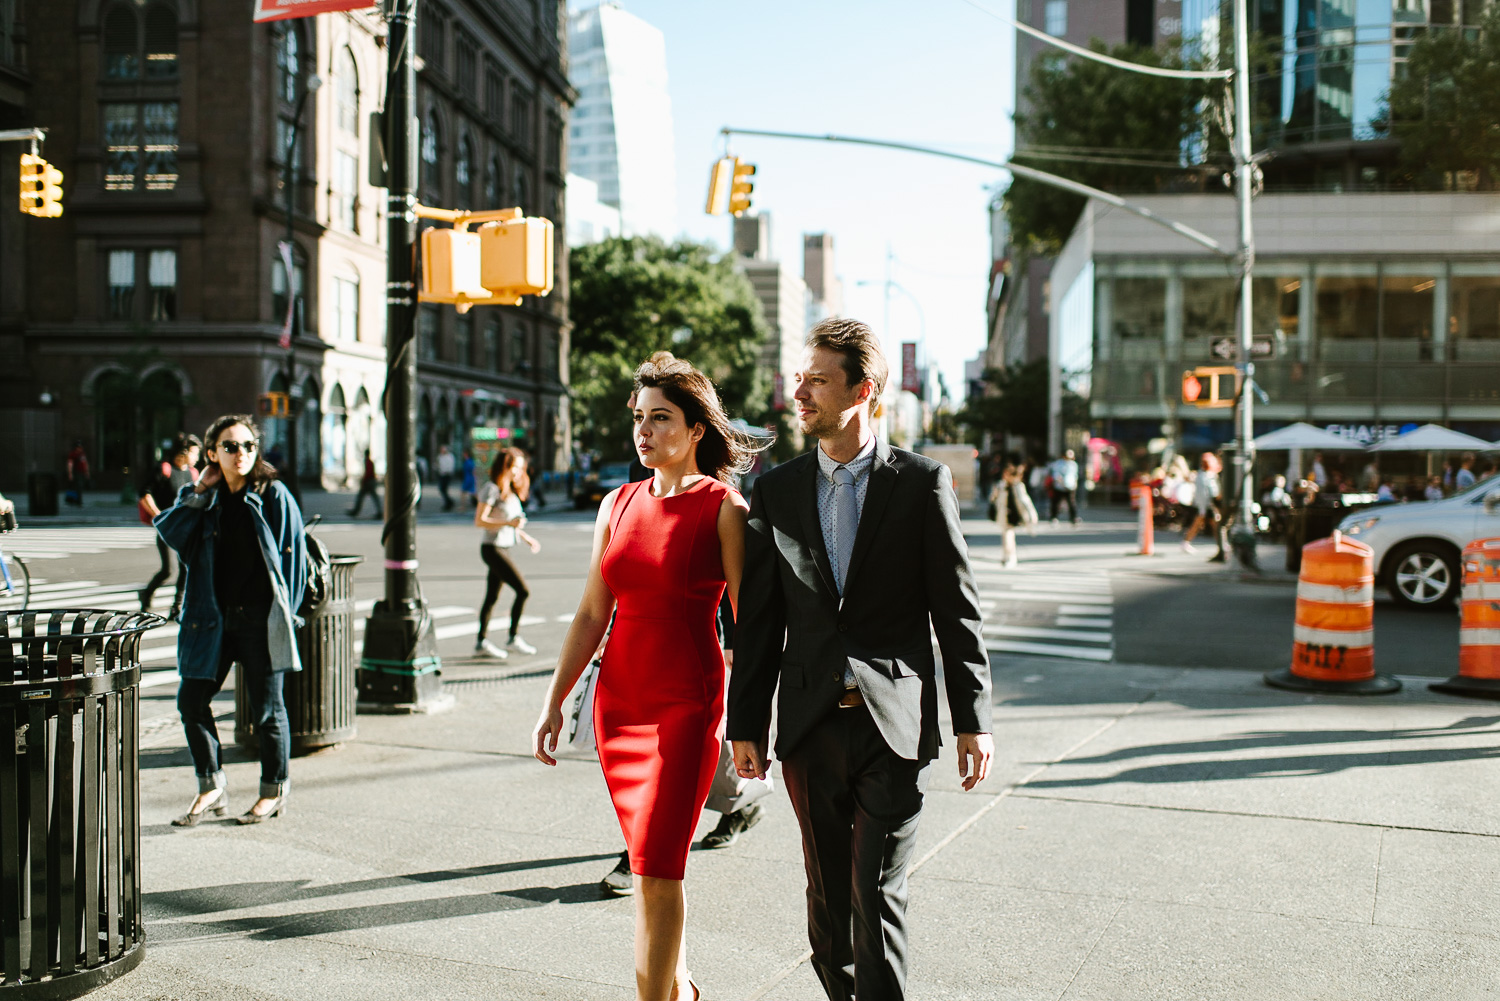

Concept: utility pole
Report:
left=1231, top=0, right=1258, bottom=569
left=358, top=0, right=449, bottom=712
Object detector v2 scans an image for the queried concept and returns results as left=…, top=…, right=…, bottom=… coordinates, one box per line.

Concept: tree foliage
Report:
left=1006, top=43, right=1214, bottom=253
left=1384, top=7, right=1500, bottom=190
left=569, top=236, right=770, bottom=459
left=958, top=360, right=1087, bottom=451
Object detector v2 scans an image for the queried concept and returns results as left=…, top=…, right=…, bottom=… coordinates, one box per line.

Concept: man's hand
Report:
left=955, top=732, right=994, bottom=791
left=732, top=739, right=768, bottom=781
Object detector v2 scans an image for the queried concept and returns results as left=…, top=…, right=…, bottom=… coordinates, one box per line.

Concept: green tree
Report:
left=1383, top=7, right=1500, bottom=190
left=1006, top=42, right=1214, bottom=253
left=569, top=236, right=771, bottom=459
left=959, top=360, right=1087, bottom=452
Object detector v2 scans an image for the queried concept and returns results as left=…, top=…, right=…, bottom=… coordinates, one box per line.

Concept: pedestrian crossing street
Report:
left=970, top=556, right=1114, bottom=663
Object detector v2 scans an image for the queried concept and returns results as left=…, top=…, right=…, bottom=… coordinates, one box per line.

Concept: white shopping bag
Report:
left=566, top=655, right=602, bottom=752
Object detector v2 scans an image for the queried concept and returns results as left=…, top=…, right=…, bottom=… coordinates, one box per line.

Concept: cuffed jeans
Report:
left=178, top=609, right=290, bottom=799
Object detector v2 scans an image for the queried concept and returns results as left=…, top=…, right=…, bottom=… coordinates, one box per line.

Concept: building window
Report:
left=484, top=156, right=500, bottom=206
left=275, top=21, right=301, bottom=104
left=1111, top=278, right=1166, bottom=341
left=513, top=170, right=529, bottom=214
left=419, top=305, right=439, bottom=361
left=334, top=274, right=359, bottom=342
left=509, top=321, right=529, bottom=374
left=455, top=312, right=473, bottom=367
left=455, top=134, right=473, bottom=209
left=335, top=46, right=359, bottom=135
left=544, top=330, right=560, bottom=380
left=420, top=110, right=442, bottom=201
left=104, top=102, right=179, bottom=191
left=511, top=91, right=532, bottom=147
left=1380, top=273, right=1436, bottom=361
left=1450, top=271, right=1500, bottom=362
left=546, top=116, right=562, bottom=172
left=102, top=1, right=177, bottom=80
left=1315, top=270, right=1379, bottom=360
left=323, top=384, right=347, bottom=476
left=332, top=149, right=359, bottom=231
left=483, top=316, right=500, bottom=371
left=107, top=250, right=135, bottom=319
left=419, top=2, right=446, bottom=74
left=1182, top=277, right=1237, bottom=344
left=271, top=247, right=307, bottom=327
left=455, top=31, right=477, bottom=100
left=485, top=67, right=505, bottom=122
left=1044, top=0, right=1067, bottom=36
left=148, top=249, right=176, bottom=320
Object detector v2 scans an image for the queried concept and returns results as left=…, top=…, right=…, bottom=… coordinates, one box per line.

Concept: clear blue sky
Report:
left=576, top=0, right=1017, bottom=400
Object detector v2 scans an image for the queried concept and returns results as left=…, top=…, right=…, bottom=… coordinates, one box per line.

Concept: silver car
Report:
left=1338, top=476, right=1500, bottom=609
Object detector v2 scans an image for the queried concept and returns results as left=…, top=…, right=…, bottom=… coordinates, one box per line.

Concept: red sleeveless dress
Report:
left=597, top=477, right=733, bottom=879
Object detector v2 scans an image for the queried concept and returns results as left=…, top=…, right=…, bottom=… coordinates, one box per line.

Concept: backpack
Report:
left=299, top=515, right=334, bottom=617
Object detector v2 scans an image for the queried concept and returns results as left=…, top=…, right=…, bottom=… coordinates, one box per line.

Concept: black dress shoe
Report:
left=600, top=851, right=633, bottom=896
left=700, top=801, right=764, bottom=850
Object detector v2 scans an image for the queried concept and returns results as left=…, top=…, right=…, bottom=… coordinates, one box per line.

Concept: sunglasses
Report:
left=216, top=440, right=258, bottom=455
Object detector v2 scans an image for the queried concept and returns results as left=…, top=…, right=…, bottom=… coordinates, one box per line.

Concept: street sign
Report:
left=1210, top=336, right=1275, bottom=361
left=253, top=0, right=375, bottom=21
left=901, top=342, right=919, bottom=393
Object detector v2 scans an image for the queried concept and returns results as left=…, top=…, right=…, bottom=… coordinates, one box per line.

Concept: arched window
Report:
left=322, top=384, right=347, bottom=477
left=275, top=21, right=301, bottom=104
left=298, top=377, right=321, bottom=480
left=335, top=47, right=359, bottom=135
left=102, top=2, right=180, bottom=192
left=349, top=387, right=373, bottom=477
left=512, top=170, right=528, bottom=214
left=455, top=134, right=473, bottom=209
left=103, top=1, right=177, bottom=80
left=420, top=109, right=442, bottom=200
left=103, top=4, right=139, bottom=79
left=334, top=270, right=360, bottom=341
left=143, top=2, right=178, bottom=78
left=484, top=156, right=500, bottom=206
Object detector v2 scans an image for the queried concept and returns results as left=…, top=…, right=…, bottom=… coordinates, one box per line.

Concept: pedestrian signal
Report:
left=728, top=158, right=755, bottom=216
left=705, top=157, right=733, bottom=216
left=258, top=392, right=292, bottom=419
left=19, top=154, right=63, bottom=218
left=1181, top=367, right=1240, bottom=408
left=419, top=207, right=555, bottom=312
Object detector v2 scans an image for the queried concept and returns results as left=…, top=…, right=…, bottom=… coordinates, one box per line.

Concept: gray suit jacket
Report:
left=728, top=438, right=993, bottom=761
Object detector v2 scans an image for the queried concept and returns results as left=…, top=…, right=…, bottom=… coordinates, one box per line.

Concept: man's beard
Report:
left=797, top=408, right=843, bottom=440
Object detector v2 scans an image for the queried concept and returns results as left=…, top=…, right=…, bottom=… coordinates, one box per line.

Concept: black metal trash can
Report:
left=1285, top=504, right=1365, bottom=573
left=25, top=475, right=57, bottom=519
left=1, top=609, right=159, bottom=998
left=236, top=556, right=363, bottom=754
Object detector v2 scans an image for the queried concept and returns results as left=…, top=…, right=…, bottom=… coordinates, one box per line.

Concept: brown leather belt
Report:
left=837, top=688, right=865, bottom=709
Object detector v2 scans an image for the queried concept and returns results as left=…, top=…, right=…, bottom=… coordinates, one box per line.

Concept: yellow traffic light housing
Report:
left=257, top=392, right=292, bottom=419
left=19, top=153, right=63, bottom=217
left=1181, top=366, right=1240, bottom=408
left=728, top=158, right=755, bottom=216
left=705, top=157, right=733, bottom=215
left=417, top=206, right=555, bottom=312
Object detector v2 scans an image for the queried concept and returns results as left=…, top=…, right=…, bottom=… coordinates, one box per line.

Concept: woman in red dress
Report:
left=533, top=352, right=763, bottom=1001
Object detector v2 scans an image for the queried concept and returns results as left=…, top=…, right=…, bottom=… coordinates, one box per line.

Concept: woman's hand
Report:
left=525, top=535, right=541, bottom=554
left=532, top=703, right=565, bottom=766
left=196, top=466, right=222, bottom=493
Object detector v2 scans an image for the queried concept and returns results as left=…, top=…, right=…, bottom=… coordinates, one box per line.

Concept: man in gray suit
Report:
left=729, top=317, right=994, bottom=1001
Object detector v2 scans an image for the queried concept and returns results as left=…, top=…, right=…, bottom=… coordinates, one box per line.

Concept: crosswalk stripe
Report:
left=981, top=590, right=1112, bottom=605
left=1057, top=616, right=1113, bottom=628
left=983, top=624, right=1112, bottom=643
left=987, top=640, right=1113, bottom=662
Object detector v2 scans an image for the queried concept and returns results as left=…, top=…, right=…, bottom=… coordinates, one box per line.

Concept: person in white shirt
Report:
left=1376, top=481, right=1396, bottom=502
left=1047, top=449, right=1081, bottom=525
left=1309, top=452, right=1328, bottom=488
left=1182, top=452, right=1221, bottom=554
left=1456, top=453, right=1477, bottom=490
left=1424, top=476, right=1445, bottom=501
left=436, top=444, right=457, bottom=511
left=474, top=448, right=541, bottom=658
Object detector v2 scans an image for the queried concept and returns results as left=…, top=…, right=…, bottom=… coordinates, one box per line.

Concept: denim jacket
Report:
left=154, top=480, right=307, bottom=679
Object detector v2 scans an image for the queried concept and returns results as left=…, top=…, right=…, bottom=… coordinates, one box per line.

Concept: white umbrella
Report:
left=1367, top=424, right=1496, bottom=452
left=1251, top=422, right=1365, bottom=451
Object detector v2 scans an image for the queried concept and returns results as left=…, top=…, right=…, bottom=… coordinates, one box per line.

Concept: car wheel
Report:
left=1385, top=541, right=1460, bottom=610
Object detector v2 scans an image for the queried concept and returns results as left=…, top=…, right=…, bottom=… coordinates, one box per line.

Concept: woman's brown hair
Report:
left=632, top=352, right=770, bottom=483
left=489, top=446, right=530, bottom=501
left=203, top=413, right=279, bottom=492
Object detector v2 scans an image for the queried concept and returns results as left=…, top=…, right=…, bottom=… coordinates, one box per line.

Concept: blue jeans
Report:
left=178, top=610, right=290, bottom=799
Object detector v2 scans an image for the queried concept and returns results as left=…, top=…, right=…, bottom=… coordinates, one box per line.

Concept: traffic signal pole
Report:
left=1230, top=0, right=1260, bottom=570
left=358, top=0, right=449, bottom=713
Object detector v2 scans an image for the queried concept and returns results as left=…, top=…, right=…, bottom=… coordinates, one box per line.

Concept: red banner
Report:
left=254, top=0, right=376, bottom=22
left=901, top=342, right=919, bottom=393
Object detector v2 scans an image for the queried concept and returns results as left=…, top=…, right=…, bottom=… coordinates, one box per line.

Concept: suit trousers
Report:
left=781, top=703, right=930, bottom=1001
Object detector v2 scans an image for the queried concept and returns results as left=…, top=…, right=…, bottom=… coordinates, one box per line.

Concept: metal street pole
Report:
left=281, top=73, right=321, bottom=503
left=358, top=0, right=449, bottom=712
left=1231, top=0, right=1258, bottom=568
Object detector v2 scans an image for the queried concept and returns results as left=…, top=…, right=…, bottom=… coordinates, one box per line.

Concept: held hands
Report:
left=531, top=703, right=565, bottom=766
left=732, top=739, right=768, bottom=781
left=955, top=732, right=994, bottom=791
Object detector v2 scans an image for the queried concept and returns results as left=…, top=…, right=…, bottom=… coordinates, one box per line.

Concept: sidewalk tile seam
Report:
left=1010, top=791, right=1500, bottom=840
left=1056, top=897, right=1127, bottom=1001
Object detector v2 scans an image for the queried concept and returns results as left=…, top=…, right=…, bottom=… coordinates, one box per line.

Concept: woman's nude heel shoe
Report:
left=170, top=788, right=228, bottom=827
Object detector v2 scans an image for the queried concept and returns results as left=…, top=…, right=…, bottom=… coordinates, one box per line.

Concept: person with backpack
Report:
left=154, top=413, right=307, bottom=827
left=138, top=434, right=201, bottom=620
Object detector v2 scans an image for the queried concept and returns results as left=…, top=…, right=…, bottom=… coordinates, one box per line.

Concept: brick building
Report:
left=0, top=0, right=571, bottom=495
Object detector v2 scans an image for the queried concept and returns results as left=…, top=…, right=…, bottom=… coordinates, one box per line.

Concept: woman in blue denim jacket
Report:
left=155, top=414, right=307, bottom=826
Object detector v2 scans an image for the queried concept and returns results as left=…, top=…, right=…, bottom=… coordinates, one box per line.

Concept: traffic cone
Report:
left=1430, top=538, right=1500, bottom=699
left=1133, top=477, right=1154, bottom=556
left=1265, top=531, right=1400, bottom=694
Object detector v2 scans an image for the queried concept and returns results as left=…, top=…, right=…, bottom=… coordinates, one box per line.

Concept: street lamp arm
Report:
left=719, top=128, right=1233, bottom=257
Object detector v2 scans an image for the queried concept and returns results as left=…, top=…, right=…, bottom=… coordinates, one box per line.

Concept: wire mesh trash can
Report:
left=236, top=556, right=363, bottom=754
left=1, top=609, right=159, bottom=998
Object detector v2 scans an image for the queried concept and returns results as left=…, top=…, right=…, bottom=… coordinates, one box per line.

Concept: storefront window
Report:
left=1450, top=272, right=1500, bottom=361
left=1253, top=275, right=1301, bottom=341
left=1182, top=277, right=1237, bottom=342
left=1111, top=278, right=1166, bottom=342
left=1380, top=273, right=1435, bottom=361
left=1315, top=270, right=1377, bottom=360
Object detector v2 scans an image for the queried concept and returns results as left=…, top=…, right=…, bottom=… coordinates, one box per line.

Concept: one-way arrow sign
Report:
left=1211, top=336, right=1275, bottom=360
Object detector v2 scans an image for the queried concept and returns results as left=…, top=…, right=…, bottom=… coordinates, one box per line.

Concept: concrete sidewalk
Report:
left=101, top=654, right=1500, bottom=1000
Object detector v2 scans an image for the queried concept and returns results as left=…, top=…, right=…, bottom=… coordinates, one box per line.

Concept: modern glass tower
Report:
left=567, top=3, right=677, bottom=239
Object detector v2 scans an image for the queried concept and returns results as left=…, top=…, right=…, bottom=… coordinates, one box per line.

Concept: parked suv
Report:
left=1338, top=476, right=1500, bottom=610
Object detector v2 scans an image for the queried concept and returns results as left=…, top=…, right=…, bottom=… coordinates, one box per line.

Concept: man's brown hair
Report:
left=806, top=317, right=889, bottom=405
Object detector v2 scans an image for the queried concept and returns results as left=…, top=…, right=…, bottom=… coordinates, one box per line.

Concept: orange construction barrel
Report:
left=1430, top=537, right=1500, bottom=699
left=1265, top=531, right=1401, bottom=695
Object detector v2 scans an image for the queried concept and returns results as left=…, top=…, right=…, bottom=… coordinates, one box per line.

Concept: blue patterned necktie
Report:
left=833, top=465, right=856, bottom=595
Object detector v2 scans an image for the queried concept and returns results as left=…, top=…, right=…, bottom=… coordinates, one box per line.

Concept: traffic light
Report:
left=1181, top=366, right=1240, bottom=408
left=419, top=208, right=555, bottom=311
left=705, top=157, right=733, bottom=216
left=728, top=158, right=755, bottom=216
left=257, top=392, right=292, bottom=419
left=19, top=154, right=63, bottom=218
